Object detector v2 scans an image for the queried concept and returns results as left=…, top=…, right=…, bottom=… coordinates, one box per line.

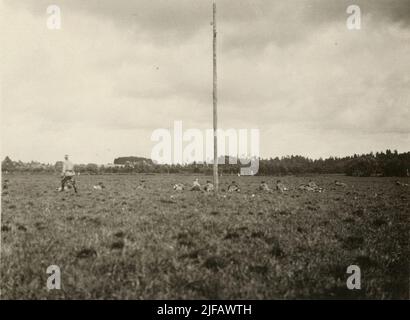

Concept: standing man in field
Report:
left=60, top=154, right=78, bottom=193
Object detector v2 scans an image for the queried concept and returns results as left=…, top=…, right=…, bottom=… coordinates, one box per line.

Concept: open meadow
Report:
left=1, top=173, right=409, bottom=299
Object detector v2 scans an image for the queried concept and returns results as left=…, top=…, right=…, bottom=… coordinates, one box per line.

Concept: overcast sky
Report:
left=1, top=0, right=409, bottom=164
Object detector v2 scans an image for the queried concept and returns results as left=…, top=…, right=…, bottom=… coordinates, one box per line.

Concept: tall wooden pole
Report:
left=212, top=0, right=219, bottom=192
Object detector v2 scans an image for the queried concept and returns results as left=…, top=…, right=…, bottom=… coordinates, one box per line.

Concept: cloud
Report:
left=1, top=0, right=409, bottom=163
left=6, top=0, right=410, bottom=45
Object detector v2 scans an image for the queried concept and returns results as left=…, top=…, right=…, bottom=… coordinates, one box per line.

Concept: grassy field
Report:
left=1, top=173, right=408, bottom=299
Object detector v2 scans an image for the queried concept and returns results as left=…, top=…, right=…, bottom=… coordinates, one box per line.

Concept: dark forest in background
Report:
left=2, top=150, right=409, bottom=177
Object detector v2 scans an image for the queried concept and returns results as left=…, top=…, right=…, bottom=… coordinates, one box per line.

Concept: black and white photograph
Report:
left=0, top=0, right=409, bottom=305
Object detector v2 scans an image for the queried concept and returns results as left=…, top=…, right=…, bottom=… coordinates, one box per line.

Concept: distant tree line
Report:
left=1, top=150, right=409, bottom=177
left=256, top=150, right=409, bottom=177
